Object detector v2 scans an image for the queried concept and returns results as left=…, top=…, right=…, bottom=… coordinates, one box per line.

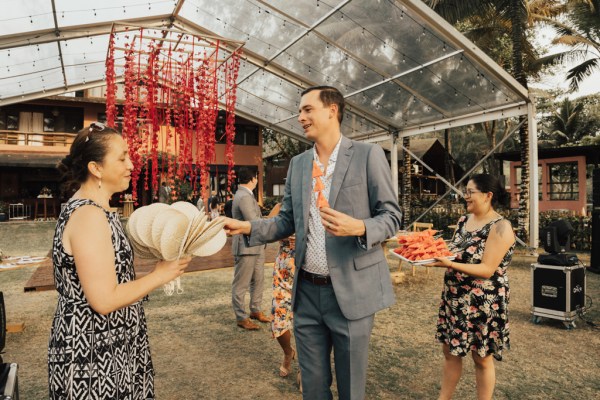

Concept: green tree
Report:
left=262, top=128, right=310, bottom=163
left=537, top=0, right=600, bottom=92
left=549, top=97, right=585, bottom=145
left=425, top=0, right=565, bottom=240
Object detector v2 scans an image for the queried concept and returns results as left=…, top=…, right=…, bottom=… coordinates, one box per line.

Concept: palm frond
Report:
left=567, top=58, right=600, bottom=91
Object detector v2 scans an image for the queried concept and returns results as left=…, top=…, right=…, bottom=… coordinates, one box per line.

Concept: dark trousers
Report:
left=294, top=278, right=374, bottom=400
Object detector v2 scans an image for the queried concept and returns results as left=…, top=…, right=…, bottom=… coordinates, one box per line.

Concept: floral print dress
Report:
left=436, top=215, right=514, bottom=361
left=271, top=237, right=295, bottom=338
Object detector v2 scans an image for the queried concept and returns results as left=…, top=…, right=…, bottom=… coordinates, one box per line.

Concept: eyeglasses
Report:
left=462, top=189, right=483, bottom=198
left=85, top=121, right=106, bottom=142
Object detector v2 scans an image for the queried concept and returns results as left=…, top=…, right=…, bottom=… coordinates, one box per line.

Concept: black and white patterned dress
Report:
left=48, top=198, right=154, bottom=399
left=436, top=215, right=514, bottom=361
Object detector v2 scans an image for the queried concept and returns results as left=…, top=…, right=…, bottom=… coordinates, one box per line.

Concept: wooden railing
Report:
left=0, top=130, right=76, bottom=147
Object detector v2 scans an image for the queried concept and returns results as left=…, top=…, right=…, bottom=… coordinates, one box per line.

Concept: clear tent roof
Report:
left=0, top=0, right=531, bottom=142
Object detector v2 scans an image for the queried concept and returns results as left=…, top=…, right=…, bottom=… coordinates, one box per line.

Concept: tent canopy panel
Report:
left=0, top=0, right=531, bottom=141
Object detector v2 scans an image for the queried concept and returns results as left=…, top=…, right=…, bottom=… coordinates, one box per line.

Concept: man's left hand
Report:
left=319, top=207, right=366, bottom=237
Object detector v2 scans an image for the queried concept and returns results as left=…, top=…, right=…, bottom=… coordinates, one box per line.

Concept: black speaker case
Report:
left=531, top=263, right=586, bottom=324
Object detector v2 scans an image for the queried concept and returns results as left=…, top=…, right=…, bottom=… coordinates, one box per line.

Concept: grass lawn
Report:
left=1, top=237, right=599, bottom=399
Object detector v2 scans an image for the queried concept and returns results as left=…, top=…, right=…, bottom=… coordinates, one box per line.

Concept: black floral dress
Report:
left=436, top=215, right=514, bottom=361
left=48, top=199, right=154, bottom=399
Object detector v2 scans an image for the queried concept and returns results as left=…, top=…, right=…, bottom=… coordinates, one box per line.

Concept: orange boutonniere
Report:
left=312, top=161, right=330, bottom=208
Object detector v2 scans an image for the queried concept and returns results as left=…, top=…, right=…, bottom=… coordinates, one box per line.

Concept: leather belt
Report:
left=300, top=269, right=332, bottom=285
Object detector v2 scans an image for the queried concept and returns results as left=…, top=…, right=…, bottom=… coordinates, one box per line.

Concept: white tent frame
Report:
left=0, top=0, right=538, bottom=247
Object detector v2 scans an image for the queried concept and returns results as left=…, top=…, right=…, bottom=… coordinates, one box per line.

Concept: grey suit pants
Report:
left=294, top=278, right=375, bottom=400
left=232, top=253, right=266, bottom=321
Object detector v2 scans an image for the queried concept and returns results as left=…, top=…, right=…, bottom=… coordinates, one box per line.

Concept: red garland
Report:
left=106, top=27, right=243, bottom=204
left=105, top=31, right=117, bottom=128
left=224, top=50, right=241, bottom=192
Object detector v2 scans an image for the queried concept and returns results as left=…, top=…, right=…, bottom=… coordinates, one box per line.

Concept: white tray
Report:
left=388, top=249, right=456, bottom=265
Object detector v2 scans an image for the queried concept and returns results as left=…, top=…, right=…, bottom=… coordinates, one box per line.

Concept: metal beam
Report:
left=401, top=0, right=530, bottom=102
left=172, top=16, right=401, bottom=134
left=527, top=98, right=539, bottom=250
left=408, top=119, right=526, bottom=232
left=252, top=0, right=452, bottom=116
left=358, top=102, right=529, bottom=143
left=390, top=131, right=399, bottom=199
left=0, top=77, right=124, bottom=106
left=0, top=16, right=172, bottom=51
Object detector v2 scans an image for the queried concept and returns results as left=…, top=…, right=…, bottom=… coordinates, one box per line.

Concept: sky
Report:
left=531, top=26, right=600, bottom=99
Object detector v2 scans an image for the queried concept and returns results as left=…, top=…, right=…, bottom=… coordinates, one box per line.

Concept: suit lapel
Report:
left=329, top=136, right=353, bottom=209
left=301, top=151, right=313, bottom=234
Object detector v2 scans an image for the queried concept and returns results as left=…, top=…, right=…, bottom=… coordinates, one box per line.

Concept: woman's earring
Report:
left=98, top=177, right=102, bottom=189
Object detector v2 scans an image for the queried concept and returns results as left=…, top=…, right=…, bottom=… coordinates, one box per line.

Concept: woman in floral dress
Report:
left=48, top=123, right=190, bottom=399
left=431, top=174, right=515, bottom=400
left=267, top=203, right=299, bottom=385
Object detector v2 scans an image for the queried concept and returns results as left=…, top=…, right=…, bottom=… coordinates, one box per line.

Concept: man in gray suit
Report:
left=231, top=168, right=271, bottom=330
left=225, top=86, right=401, bottom=399
left=158, top=181, right=170, bottom=203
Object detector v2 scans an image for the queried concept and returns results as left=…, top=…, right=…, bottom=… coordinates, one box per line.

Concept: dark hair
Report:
left=237, top=168, right=256, bottom=185
left=57, top=122, right=121, bottom=193
left=300, top=86, right=345, bottom=124
left=469, top=174, right=510, bottom=209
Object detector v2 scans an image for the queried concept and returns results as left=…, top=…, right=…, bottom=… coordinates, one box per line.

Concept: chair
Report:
left=412, top=222, right=433, bottom=232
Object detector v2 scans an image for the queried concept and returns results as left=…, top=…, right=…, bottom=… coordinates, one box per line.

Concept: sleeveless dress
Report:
left=48, top=199, right=155, bottom=399
left=436, top=215, right=514, bottom=361
left=271, top=238, right=295, bottom=338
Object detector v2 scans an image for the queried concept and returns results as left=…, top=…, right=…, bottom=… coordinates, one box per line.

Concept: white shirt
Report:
left=304, top=137, right=342, bottom=276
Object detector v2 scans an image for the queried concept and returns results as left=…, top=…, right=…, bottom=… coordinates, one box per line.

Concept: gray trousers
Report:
left=294, top=278, right=375, bottom=400
left=231, top=252, right=266, bottom=321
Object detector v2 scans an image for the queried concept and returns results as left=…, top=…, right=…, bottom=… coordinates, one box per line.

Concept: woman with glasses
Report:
left=430, top=174, right=515, bottom=400
left=48, top=123, right=191, bottom=399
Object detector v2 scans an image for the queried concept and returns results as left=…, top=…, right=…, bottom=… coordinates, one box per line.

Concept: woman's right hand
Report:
left=153, top=256, right=192, bottom=284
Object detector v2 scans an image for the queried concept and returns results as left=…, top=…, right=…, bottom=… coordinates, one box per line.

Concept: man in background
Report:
left=231, top=168, right=270, bottom=330
left=158, top=181, right=170, bottom=204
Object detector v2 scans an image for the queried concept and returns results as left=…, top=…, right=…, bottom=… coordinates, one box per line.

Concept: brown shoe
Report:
left=237, top=318, right=260, bottom=330
left=250, top=311, right=272, bottom=323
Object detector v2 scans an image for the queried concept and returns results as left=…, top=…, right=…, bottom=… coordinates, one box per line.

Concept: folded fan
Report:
left=125, top=202, right=227, bottom=261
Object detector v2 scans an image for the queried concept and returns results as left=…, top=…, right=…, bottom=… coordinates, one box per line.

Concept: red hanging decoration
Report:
left=104, top=26, right=243, bottom=204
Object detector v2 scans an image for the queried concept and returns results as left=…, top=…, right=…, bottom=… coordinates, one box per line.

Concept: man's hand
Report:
left=319, top=207, right=366, bottom=237
left=223, top=218, right=252, bottom=236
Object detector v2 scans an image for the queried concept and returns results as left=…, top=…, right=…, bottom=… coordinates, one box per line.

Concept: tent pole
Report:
left=528, top=99, right=539, bottom=251
left=390, top=130, right=399, bottom=200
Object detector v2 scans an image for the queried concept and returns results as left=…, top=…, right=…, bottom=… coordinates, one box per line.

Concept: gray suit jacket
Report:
left=248, top=136, right=402, bottom=320
left=232, top=187, right=264, bottom=256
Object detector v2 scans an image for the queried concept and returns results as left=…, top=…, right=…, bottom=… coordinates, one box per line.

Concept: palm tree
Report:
left=536, top=0, right=600, bottom=92
left=425, top=0, right=565, bottom=241
left=549, top=97, right=585, bottom=145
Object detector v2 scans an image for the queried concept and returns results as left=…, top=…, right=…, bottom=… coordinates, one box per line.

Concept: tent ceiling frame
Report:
left=172, top=17, right=399, bottom=134
left=245, top=0, right=451, bottom=118
left=402, top=0, right=529, bottom=102
left=271, top=49, right=463, bottom=128
left=0, top=16, right=172, bottom=51
left=359, top=101, right=528, bottom=143
left=0, top=1, right=532, bottom=142
left=0, top=77, right=124, bottom=106
left=50, top=0, right=68, bottom=91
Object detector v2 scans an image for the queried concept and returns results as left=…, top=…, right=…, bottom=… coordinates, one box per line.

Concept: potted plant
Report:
left=0, top=201, right=8, bottom=222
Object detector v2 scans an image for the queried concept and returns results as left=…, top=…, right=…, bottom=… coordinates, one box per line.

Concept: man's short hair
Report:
left=301, top=86, right=345, bottom=124
left=237, top=168, right=256, bottom=185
